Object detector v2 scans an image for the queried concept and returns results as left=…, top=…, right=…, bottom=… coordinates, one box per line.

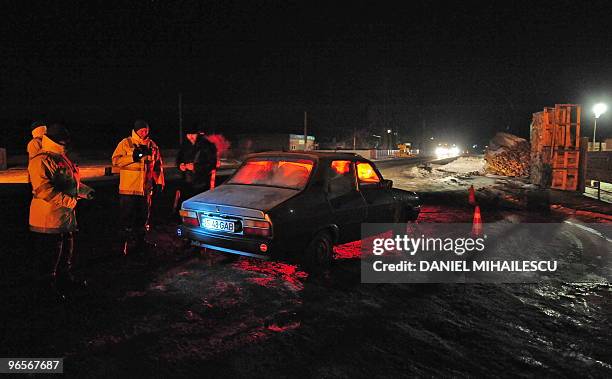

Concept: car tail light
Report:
left=243, top=219, right=271, bottom=237
left=180, top=209, right=199, bottom=227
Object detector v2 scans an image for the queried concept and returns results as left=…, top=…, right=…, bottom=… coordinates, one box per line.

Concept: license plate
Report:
left=202, top=217, right=235, bottom=233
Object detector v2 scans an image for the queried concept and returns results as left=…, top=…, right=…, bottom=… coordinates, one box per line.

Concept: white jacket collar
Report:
left=41, top=135, right=66, bottom=155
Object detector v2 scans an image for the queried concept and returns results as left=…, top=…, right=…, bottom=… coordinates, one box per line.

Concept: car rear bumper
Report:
left=177, top=225, right=273, bottom=259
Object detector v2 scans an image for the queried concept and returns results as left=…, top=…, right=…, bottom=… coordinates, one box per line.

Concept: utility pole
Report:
left=303, top=111, right=308, bottom=151
left=178, top=92, right=183, bottom=145
left=353, top=127, right=357, bottom=150
left=593, top=117, right=599, bottom=151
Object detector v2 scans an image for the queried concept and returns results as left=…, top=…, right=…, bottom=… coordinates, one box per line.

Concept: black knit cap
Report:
left=46, top=123, right=70, bottom=145
left=184, top=123, right=202, bottom=134
left=30, top=120, right=47, bottom=130
left=133, top=119, right=149, bottom=132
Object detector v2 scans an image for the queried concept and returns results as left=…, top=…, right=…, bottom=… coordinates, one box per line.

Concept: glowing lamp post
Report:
left=593, top=103, right=607, bottom=151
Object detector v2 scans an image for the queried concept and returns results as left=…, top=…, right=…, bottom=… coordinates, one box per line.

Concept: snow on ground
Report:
left=383, top=156, right=499, bottom=192
left=550, top=205, right=612, bottom=223
left=2, top=159, right=612, bottom=377
left=434, top=156, right=486, bottom=174
left=383, top=155, right=612, bottom=223
left=384, top=155, right=542, bottom=195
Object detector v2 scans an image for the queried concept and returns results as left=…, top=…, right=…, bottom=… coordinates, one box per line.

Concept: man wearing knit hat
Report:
left=29, top=123, right=94, bottom=297
left=173, top=124, right=217, bottom=215
left=112, top=119, right=165, bottom=256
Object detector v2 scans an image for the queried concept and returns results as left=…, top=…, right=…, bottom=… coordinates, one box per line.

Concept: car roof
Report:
left=245, top=150, right=369, bottom=161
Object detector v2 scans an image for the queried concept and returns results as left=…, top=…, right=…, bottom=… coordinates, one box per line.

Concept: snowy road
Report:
left=1, top=158, right=611, bottom=377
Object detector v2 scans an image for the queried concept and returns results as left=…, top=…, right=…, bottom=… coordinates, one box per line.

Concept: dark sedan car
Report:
left=177, top=151, right=420, bottom=267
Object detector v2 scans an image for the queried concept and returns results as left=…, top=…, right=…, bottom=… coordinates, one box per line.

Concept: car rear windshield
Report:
left=228, top=158, right=314, bottom=190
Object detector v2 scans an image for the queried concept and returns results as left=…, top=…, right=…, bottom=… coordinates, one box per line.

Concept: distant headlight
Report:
left=435, top=147, right=449, bottom=158
left=436, top=146, right=460, bottom=158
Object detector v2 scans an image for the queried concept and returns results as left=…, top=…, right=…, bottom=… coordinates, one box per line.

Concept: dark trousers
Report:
left=34, top=232, right=75, bottom=280
left=119, top=194, right=150, bottom=243
left=175, top=176, right=210, bottom=213
left=177, top=182, right=201, bottom=205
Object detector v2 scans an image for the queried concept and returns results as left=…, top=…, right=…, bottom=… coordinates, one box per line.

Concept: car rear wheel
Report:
left=407, top=208, right=420, bottom=221
left=396, top=205, right=419, bottom=223
left=394, top=206, right=407, bottom=223
left=303, top=230, right=333, bottom=270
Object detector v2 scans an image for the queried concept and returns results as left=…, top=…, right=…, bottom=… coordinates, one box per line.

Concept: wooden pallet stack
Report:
left=530, top=104, right=581, bottom=190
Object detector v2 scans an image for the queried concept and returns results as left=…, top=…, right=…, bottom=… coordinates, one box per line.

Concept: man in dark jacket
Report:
left=174, top=126, right=218, bottom=212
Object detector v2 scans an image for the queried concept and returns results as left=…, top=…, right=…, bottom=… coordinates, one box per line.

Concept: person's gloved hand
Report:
left=132, top=147, right=145, bottom=162
left=78, top=184, right=95, bottom=200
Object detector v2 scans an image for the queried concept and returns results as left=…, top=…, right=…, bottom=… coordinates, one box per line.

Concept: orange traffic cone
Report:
left=468, top=185, right=476, bottom=205
left=471, top=205, right=482, bottom=237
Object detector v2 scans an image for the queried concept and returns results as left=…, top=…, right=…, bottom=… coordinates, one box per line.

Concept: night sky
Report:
left=2, top=0, right=612, bottom=151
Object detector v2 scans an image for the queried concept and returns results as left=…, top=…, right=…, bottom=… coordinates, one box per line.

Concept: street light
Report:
left=593, top=103, right=607, bottom=151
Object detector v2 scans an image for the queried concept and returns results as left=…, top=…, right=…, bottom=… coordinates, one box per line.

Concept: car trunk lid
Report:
left=182, top=184, right=299, bottom=218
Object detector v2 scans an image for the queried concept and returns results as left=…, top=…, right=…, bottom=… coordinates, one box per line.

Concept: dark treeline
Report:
left=1, top=102, right=544, bottom=154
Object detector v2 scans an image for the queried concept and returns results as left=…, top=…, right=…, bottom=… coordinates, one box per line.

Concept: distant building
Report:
left=289, top=134, right=316, bottom=151
left=588, top=138, right=612, bottom=151
left=236, top=133, right=316, bottom=157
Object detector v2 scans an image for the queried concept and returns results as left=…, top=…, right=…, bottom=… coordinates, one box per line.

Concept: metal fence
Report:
left=584, top=150, right=612, bottom=201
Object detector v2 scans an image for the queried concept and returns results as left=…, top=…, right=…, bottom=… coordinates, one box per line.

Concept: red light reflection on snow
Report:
left=267, top=322, right=301, bottom=332
left=233, top=259, right=308, bottom=290
left=334, top=230, right=394, bottom=260
left=250, top=277, right=275, bottom=287
left=333, top=240, right=361, bottom=259
left=418, top=205, right=472, bottom=223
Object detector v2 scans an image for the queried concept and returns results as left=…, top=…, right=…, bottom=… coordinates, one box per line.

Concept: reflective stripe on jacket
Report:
left=111, top=130, right=165, bottom=196
left=29, top=135, right=79, bottom=234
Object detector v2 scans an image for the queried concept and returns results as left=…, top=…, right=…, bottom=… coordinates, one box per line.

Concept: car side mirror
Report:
left=381, top=179, right=393, bottom=189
